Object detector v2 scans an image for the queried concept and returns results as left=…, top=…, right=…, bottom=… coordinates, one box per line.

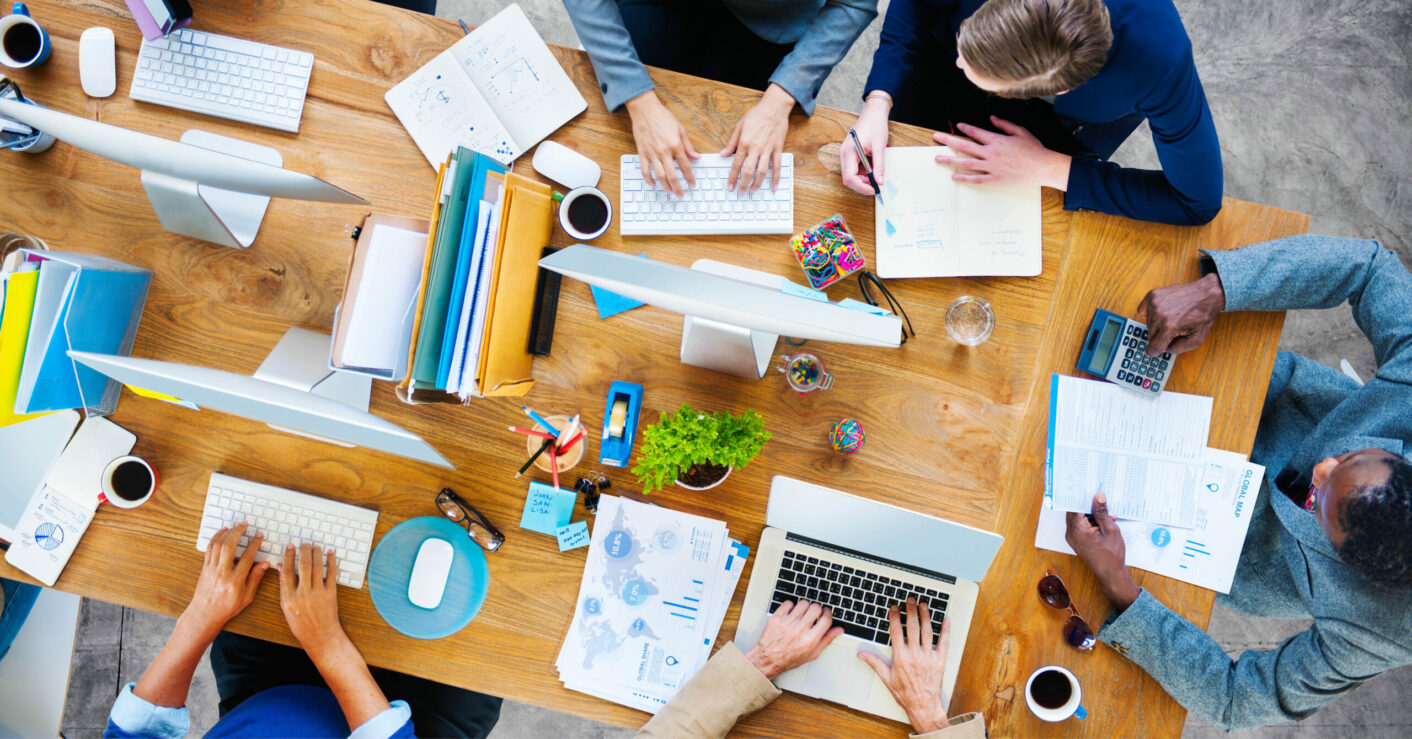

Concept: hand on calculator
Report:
left=1137, top=272, right=1227, bottom=356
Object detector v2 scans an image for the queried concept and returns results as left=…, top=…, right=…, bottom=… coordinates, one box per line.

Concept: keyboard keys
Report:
left=621, top=154, right=794, bottom=235
left=131, top=31, right=311, bottom=133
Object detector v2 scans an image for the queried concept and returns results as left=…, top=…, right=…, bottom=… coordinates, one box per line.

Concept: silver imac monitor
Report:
left=539, top=245, right=902, bottom=378
left=67, top=339, right=451, bottom=468
left=0, top=98, right=366, bottom=248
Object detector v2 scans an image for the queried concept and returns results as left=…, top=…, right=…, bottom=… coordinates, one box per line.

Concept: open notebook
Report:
left=874, top=147, right=1041, bottom=278
left=385, top=3, right=587, bottom=168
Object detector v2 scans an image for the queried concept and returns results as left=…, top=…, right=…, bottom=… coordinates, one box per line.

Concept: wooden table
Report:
left=0, top=1, right=1308, bottom=736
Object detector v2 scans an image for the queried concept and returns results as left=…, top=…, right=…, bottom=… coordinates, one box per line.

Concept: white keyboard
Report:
left=620, top=153, right=794, bottom=235
left=131, top=28, right=314, bottom=133
left=197, top=473, right=378, bottom=589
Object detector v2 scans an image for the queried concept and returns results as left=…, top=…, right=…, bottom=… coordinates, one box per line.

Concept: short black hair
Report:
left=1338, top=456, right=1412, bottom=588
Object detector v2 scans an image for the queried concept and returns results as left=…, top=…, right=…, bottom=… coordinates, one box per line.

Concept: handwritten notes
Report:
left=556, top=521, right=590, bottom=551
left=520, top=482, right=576, bottom=535
left=875, top=147, right=1041, bottom=278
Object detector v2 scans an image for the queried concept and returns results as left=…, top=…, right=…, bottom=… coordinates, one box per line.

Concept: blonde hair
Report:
left=957, top=0, right=1113, bottom=98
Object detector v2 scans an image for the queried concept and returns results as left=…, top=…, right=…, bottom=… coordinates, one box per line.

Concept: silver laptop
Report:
left=734, top=477, right=1004, bottom=723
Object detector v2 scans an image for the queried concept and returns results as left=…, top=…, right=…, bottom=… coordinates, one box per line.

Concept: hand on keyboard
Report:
left=185, top=522, right=272, bottom=636
left=279, top=541, right=349, bottom=655
left=744, top=598, right=845, bottom=680
left=625, top=91, right=700, bottom=197
left=720, top=83, right=795, bottom=192
left=857, top=599, right=953, bottom=734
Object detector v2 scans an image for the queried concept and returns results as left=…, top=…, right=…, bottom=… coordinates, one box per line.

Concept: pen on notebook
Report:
left=457, top=18, right=471, bottom=34
left=522, top=406, right=561, bottom=438
left=848, top=128, right=884, bottom=205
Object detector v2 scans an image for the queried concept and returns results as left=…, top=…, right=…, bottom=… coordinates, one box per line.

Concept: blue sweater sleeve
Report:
left=862, top=0, right=951, bottom=99
left=1064, top=45, right=1223, bottom=226
left=561, top=0, right=656, bottom=112
left=767, top=0, right=879, bottom=114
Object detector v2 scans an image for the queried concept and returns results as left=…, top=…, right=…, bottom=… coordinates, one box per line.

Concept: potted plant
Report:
left=632, top=404, right=771, bottom=493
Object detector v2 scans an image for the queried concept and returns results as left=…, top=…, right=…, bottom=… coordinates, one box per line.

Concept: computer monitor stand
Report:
left=254, top=327, right=373, bottom=447
left=139, top=130, right=281, bottom=249
left=678, top=260, right=781, bottom=379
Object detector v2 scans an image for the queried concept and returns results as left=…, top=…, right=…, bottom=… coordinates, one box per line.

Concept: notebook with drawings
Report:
left=874, top=146, right=1042, bottom=278
left=385, top=3, right=587, bottom=169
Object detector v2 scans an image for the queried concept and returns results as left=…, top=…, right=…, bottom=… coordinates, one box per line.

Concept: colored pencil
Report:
left=558, top=430, right=585, bottom=453
left=549, top=443, right=561, bottom=489
left=508, top=426, right=555, bottom=440
left=522, top=405, right=561, bottom=438
left=515, top=438, right=554, bottom=479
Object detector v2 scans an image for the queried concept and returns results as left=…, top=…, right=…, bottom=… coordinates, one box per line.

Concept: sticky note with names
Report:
left=556, top=521, right=590, bottom=551
left=519, top=481, right=576, bottom=535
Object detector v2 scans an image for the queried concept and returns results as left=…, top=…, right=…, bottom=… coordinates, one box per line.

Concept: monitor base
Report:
left=140, top=130, right=280, bottom=249
left=679, top=261, right=781, bottom=379
left=254, top=327, right=372, bottom=447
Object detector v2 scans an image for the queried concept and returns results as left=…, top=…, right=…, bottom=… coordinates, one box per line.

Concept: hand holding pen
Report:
left=840, top=97, right=891, bottom=198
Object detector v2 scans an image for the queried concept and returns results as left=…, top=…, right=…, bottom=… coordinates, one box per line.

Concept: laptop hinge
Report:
left=785, top=532, right=958, bottom=585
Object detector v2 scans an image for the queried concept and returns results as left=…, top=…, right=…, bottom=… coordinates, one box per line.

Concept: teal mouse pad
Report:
left=368, top=516, right=489, bottom=639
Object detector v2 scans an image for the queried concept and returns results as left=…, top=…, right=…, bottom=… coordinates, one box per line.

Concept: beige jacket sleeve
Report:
left=637, top=642, right=988, bottom=739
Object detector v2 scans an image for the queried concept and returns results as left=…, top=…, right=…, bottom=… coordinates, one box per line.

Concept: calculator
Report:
left=1076, top=308, right=1173, bottom=395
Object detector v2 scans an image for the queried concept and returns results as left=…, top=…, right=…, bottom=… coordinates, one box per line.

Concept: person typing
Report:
left=639, top=598, right=985, bottom=738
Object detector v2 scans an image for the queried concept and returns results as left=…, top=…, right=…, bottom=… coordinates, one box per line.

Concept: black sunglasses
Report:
left=435, top=488, right=505, bottom=552
left=857, top=271, right=916, bottom=344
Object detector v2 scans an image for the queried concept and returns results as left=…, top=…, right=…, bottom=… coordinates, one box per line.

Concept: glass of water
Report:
left=946, top=295, right=994, bottom=345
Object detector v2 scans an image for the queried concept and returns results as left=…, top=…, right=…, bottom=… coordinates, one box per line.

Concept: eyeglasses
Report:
left=1037, top=572, right=1096, bottom=651
left=857, top=271, right=916, bottom=344
left=435, top=488, right=504, bottom=552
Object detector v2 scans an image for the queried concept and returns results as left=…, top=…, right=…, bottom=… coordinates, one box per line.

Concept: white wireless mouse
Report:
left=79, top=27, right=116, bottom=98
left=532, top=140, right=601, bottom=189
left=408, top=538, right=454, bottom=609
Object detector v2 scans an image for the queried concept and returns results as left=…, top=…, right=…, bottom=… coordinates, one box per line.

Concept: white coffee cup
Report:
left=557, top=186, right=612, bottom=241
left=1024, top=665, right=1086, bottom=722
left=100, top=455, right=158, bottom=509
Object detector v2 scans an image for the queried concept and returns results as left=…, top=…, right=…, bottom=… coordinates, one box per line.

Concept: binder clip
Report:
left=574, top=473, right=610, bottom=513
left=599, top=381, right=643, bottom=467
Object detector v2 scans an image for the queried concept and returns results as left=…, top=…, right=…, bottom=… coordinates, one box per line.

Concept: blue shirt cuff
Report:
left=109, top=683, right=189, bottom=739
left=349, top=700, right=414, bottom=739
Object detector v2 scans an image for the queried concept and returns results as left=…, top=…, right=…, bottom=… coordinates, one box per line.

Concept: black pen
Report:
left=848, top=127, right=884, bottom=205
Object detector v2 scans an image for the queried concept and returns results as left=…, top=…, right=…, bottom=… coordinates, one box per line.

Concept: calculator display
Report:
left=1089, top=319, right=1122, bottom=374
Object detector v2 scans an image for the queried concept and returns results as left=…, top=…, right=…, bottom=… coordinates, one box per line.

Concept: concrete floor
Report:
left=59, top=0, right=1411, bottom=736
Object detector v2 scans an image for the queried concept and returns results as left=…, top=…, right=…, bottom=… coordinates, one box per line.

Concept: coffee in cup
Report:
left=100, top=455, right=158, bottom=509
left=1024, top=665, right=1086, bottom=722
left=558, top=186, right=613, bottom=240
left=0, top=4, right=51, bottom=69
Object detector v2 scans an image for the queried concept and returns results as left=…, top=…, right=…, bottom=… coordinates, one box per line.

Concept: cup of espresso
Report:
left=1024, top=665, right=1086, bottom=722
left=100, top=455, right=159, bottom=509
left=0, top=4, right=51, bottom=69
left=558, top=186, right=613, bottom=241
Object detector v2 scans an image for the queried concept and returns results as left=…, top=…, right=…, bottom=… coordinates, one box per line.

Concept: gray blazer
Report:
left=561, top=0, right=877, bottom=113
left=1099, top=235, right=1412, bottom=730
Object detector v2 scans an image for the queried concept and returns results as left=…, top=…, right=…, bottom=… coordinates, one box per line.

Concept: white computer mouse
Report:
left=79, top=27, right=116, bottom=98
left=532, top=140, right=601, bottom=189
left=408, top=537, right=455, bottom=609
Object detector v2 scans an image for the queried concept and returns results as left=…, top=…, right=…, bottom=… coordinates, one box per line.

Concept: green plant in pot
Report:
left=632, top=404, right=771, bottom=493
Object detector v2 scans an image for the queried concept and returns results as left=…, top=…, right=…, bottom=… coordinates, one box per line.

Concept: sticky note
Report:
left=590, top=253, right=649, bottom=318
left=556, top=521, right=590, bottom=551
left=837, top=298, right=891, bottom=316
left=520, top=481, right=576, bottom=535
left=780, top=279, right=830, bottom=302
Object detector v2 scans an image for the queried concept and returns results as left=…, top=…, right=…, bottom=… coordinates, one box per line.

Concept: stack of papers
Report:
left=556, top=496, right=749, bottom=713
left=1040, top=374, right=1266, bottom=593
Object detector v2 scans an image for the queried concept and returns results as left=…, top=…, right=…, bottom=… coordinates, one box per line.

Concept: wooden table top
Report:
left=0, top=1, right=1308, bottom=736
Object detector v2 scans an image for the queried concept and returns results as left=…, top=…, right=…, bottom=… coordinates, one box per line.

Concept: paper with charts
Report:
left=1044, top=374, right=1213, bottom=529
left=384, top=3, right=587, bottom=168
left=874, top=146, right=1041, bottom=278
left=556, top=495, right=748, bottom=713
left=1036, top=447, right=1265, bottom=593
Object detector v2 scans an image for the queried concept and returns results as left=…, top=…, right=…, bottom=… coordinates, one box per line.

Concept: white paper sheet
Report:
left=339, top=225, right=428, bottom=372
left=384, top=52, right=521, bottom=167
left=1044, top=374, right=1212, bottom=528
left=1036, top=447, right=1265, bottom=593
left=446, top=205, right=492, bottom=395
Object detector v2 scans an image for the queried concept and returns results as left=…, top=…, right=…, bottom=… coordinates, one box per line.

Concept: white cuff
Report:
left=348, top=700, right=413, bottom=739
left=109, top=683, right=190, bottom=739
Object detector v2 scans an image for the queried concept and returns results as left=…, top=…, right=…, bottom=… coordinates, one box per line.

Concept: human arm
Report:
left=1064, top=47, right=1223, bottom=225
left=107, top=525, right=270, bottom=738
left=857, top=599, right=988, bottom=737
left=279, top=543, right=404, bottom=734
left=637, top=599, right=841, bottom=738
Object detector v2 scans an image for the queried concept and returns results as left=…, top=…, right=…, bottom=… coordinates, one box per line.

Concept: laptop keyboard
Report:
left=771, top=550, right=947, bottom=646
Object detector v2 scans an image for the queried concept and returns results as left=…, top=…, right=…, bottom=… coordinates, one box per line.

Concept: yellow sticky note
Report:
left=126, top=384, right=199, bottom=411
left=0, top=270, right=53, bottom=428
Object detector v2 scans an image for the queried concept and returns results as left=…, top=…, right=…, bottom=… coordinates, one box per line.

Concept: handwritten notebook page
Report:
left=875, top=147, right=1041, bottom=278
left=384, top=53, right=520, bottom=167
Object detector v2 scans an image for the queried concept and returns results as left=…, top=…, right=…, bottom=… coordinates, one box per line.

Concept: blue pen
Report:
left=457, top=18, right=471, bottom=35
left=522, top=406, right=561, bottom=438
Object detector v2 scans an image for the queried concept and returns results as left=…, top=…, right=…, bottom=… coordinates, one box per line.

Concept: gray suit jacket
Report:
left=1099, top=235, right=1412, bottom=730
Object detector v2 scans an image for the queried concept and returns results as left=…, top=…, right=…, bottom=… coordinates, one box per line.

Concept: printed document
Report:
left=385, top=4, right=587, bottom=167
left=1037, top=447, right=1265, bottom=593
left=875, top=147, right=1041, bottom=278
left=1044, top=374, right=1212, bottom=528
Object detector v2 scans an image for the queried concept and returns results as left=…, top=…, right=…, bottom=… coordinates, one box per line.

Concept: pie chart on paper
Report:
left=34, top=522, right=64, bottom=551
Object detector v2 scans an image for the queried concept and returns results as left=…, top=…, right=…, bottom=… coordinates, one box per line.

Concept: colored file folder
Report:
left=11, top=250, right=151, bottom=416
left=0, top=269, right=51, bottom=427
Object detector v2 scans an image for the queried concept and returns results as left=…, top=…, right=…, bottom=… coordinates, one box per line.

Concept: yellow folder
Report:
left=0, top=270, right=52, bottom=427
left=474, top=172, right=553, bottom=397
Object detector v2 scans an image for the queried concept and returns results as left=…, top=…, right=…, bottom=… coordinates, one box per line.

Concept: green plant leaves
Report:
left=631, top=403, right=772, bottom=494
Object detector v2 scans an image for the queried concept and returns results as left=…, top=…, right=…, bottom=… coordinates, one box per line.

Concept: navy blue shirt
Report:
left=866, top=0, right=1223, bottom=225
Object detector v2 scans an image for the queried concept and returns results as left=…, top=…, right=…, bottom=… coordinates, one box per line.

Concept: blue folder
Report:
left=437, top=153, right=505, bottom=388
